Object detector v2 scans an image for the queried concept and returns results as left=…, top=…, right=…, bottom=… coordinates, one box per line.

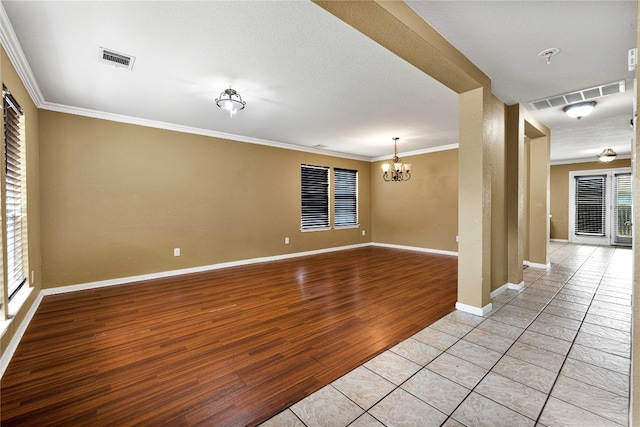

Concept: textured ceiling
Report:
left=407, top=0, right=636, bottom=163
left=1, top=0, right=637, bottom=163
left=1, top=0, right=458, bottom=160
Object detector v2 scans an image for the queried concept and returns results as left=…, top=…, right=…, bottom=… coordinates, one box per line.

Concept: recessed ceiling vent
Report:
left=99, top=47, right=135, bottom=70
left=529, top=80, right=625, bottom=111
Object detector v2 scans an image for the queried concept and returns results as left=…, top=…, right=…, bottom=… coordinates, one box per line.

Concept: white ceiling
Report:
left=1, top=0, right=636, bottom=163
left=407, top=0, right=637, bottom=164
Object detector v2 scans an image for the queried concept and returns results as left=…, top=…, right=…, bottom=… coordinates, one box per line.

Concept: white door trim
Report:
left=568, top=167, right=631, bottom=245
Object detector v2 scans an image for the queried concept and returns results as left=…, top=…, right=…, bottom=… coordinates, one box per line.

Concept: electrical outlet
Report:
left=456, top=235, right=459, bottom=242
left=31, top=270, right=35, bottom=283
left=174, top=248, right=181, bottom=256
left=285, top=237, right=289, bottom=245
left=362, top=230, right=366, bottom=236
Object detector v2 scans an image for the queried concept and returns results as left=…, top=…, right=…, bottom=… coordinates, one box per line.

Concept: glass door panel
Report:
left=613, top=172, right=632, bottom=246
left=574, top=175, right=608, bottom=243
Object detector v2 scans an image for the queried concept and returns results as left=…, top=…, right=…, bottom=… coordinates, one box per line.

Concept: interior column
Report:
left=527, top=133, right=550, bottom=267
left=457, top=87, right=492, bottom=315
left=506, top=105, right=524, bottom=289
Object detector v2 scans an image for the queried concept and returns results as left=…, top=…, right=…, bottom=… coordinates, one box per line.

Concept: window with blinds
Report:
left=574, top=175, right=606, bottom=236
left=3, top=87, right=26, bottom=300
left=301, top=164, right=329, bottom=230
left=613, top=172, right=632, bottom=246
left=334, top=168, right=358, bottom=227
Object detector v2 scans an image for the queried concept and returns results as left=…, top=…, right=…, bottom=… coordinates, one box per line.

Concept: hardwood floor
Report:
left=1, top=246, right=458, bottom=426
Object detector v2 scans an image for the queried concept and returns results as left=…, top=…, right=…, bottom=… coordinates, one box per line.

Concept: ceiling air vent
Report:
left=99, top=47, right=135, bottom=70
left=529, top=80, right=625, bottom=110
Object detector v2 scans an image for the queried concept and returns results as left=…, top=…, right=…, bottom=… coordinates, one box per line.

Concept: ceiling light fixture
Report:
left=598, top=148, right=617, bottom=163
left=563, top=101, right=596, bottom=119
left=382, top=137, right=411, bottom=182
left=215, top=88, right=246, bottom=117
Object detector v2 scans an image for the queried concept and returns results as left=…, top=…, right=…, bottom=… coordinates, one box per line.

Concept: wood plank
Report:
left=0, top=247, right=457, bottom=426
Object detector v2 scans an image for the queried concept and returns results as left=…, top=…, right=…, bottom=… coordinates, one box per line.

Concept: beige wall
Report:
left=39, top=111, right=372, bottom=288
left=371, top=148, right=458, bottom=251
left=456, top=88, right=510, bottom=307
left=550, top=159, right=632, bottom=240
left=457, top=88, right=491, bottom=308
left=489, top=95, right=507, bottom=292
left=505, top=106, right=551, bottom=278
left=505, top=105, right=525, bottom=285
left=516, top=114, right=551, bottom=267
left=527, top=134, right=550, bottom=265
left=523, top=137, right=530, bottom=261
left=0, top=47, right=41, bottom=355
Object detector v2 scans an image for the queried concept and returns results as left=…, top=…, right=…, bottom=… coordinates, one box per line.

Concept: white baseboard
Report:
left=371, top=242, right=458, bottom=257
left=524, top=260, right=551, bottom=269
left=3, top=243, right=370, bottom=379
left=43, top=243, right=372, bottom=296
left=1, top=291, right=44, bottom=379
left=455, top=301, right=492, bottom=316
left=490, top=281, right=524, bottom=299
left=490, top=283, right=509, bottom=299
left=508, top=281, right=525, bottom=291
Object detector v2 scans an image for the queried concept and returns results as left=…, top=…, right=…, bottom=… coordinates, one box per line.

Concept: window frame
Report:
left=3, top=86, right=27, bottom=301
left=334, top=168, right=359, bottom=228
left=300, top=164, right=330, bottom=231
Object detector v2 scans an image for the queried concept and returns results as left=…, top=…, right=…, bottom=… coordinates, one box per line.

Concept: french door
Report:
left=612, top=172, right=632, bottom=245
left=569, top=168, right=632, bottom=246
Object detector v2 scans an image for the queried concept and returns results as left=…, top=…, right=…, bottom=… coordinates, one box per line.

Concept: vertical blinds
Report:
left=4, top=88, right=26, bottom=300
left=334, top=168, right=357, bottom=226
left=574, top=175, right=606, bottom=236
left=301, top=165, right=329, bottom=230
left=613, top=173, right=632, bottom=246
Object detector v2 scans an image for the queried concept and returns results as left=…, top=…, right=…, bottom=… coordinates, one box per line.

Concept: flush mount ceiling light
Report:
left=382, top=137, right=411, bottom=182
left=598, top=148, right=617, bottom=163
left=215, top=88, right=246, bottom=117
left=563, top=101, right=596, bottom=119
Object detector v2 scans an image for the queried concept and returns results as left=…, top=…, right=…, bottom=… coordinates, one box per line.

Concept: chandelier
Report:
left=215, top=88, right=246, bottom=117
left=382, top=137, right=411, bottom=182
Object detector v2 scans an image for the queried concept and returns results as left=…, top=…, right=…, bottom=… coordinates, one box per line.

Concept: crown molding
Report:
left=41, top=101, right=372, bottom=162
left=0, top=2, right=45, bottom=107
left=0, top=3, right=372, bottom=162
left=371, top=143, right=459, bottom=162
left=0, top=3, right=453, bottom=164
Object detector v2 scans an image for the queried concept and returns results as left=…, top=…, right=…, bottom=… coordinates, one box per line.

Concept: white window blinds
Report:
left=334, top=168, right=357, bottom=227
left=3, top=87, right=26, bottom=300
left=574, top=175, right=606, bottom=236
left=613, top=172, right=632, bottom=245
left=301, top=165, right=329, bottom=230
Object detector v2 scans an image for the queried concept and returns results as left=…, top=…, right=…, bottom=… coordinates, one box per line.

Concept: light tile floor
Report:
left=261, top=242, right=633, bottom=427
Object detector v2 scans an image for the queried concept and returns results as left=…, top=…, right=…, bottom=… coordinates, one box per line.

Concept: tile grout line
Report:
left=532, top=247, right=615, bottom=426
left=451, top=259, right=584, bottom=423
left=441, top=244, right=600, bottom=425
left=266, top=243, right=632, bottom=427
left=409, top=244, right=600, bottom=425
